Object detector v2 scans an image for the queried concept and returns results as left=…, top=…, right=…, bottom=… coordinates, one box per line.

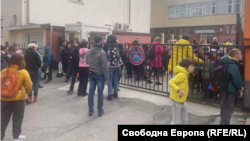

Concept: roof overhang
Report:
left=5, top=24, right=65, bottom=31
left=195, top=30, right=216, bottom=34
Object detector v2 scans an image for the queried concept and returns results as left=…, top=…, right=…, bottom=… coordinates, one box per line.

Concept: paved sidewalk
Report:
left=3, top=75, right=249, bottom=141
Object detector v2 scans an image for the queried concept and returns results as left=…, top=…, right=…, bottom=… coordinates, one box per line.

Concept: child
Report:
left=220, top=49, right=243, bottom=125
left=210, top=52, right=224, bottom=101
left=201, top=51, right=212, bottom=98
left=189, top=50, right=201, bottom=95
left=168, top=58, right=195, bottom=124
left=43, top=46, right=54, bottom=83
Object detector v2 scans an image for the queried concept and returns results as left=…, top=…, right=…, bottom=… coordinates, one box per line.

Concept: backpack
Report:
left=210, top=64, right=228, bottom=91
left=148, top=45, right=155, bottom=60
left=1, top=58, right=8, bottom=70
left=1, top=69, right=21, bottom=99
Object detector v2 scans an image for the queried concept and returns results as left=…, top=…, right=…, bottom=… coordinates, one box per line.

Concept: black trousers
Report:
left=126, top=62, right=132, bottom=77
left=44, top=67, right=52, bottom=81
left=220, top=90, right=235, bottom=125
left=203, top=79, right=210, bottom=96
left=77, top=67, right=89, bottom=95
left=148, top=67, right=160, bottom=81
left=66, top=61, right=72, bottom=80
left=69, top=68, right=78, bottom=91
left=190, top=74, right=201, bottom=92
left=1, top=101, right=25, bottom=140
left=135, top=64, right=144, bottom=80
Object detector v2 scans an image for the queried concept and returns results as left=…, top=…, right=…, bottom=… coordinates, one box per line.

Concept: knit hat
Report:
left=217, top=52, right=224, bottom=57
left=204, top=51, right=210, bottom=56
left=27, top=43, right=38, bottom=49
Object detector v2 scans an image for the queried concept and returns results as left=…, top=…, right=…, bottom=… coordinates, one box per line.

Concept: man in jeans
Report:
left=86, top=36, right=108, bottom=117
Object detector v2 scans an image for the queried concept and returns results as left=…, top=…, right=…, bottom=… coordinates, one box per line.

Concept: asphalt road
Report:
left=3, top=73, right=249, bottom=141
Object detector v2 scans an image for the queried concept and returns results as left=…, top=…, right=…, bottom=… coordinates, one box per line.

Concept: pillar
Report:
left=161, top=33, right=165, bottom=43
left=244, top=0, right=250, bottom=108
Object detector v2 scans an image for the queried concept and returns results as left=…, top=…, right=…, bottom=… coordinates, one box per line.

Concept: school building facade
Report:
left=150, top=0, right=244, bottom=44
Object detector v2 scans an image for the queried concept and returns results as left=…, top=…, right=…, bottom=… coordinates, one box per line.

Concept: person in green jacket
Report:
left=201, top=51, right=212, bottom=98
left=220, top=49, right=243, bottom=125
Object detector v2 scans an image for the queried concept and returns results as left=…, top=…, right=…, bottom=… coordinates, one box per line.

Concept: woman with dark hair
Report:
left=192, top=39, right=198, bottom=50
left=6, top=45, right=16, bottom=58
left=58, top=40, right=67, bottom=77
left=77, top=40, right=89, bottom=96
left=61, top=42, right=73, bottom=82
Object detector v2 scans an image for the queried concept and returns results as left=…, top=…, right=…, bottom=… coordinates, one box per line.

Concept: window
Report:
left=176, top=6, right=180, bottom=18
left=169, top=6, right=176, bottom=18
left=189, top=27, right=194, bottom=34
left=231, top=25, right=236, bottom=34
left=191, top=3, right=198, bottom=16
left=187, top=4, right=191, bottom=17
left=1, top=17, right=3, bottom=36
left=198, top=3, right=203, bottom=16
left=219, top=0, right=241, bottom=14
left=180, top=5, right=186, bottom=17
left=171, top=28, right=175, bottom=35
left=164, top=28, right=168, bottom=35
left=224, top=25, right=230, bottom=34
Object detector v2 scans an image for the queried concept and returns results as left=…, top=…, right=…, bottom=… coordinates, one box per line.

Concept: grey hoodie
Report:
left=86, top=43, right=109, bottom=81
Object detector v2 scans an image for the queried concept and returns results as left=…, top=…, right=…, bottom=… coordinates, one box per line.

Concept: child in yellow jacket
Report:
left=168, top=58, right=195, bottom=124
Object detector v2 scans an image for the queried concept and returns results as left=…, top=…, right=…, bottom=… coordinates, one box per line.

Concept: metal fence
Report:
left=119, top=43, right=249, bottom=109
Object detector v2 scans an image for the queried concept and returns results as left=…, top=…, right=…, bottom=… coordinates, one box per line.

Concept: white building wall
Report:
left=29, top=0, right=151, bottom=33
left=1, top=0, right=24, bottom=45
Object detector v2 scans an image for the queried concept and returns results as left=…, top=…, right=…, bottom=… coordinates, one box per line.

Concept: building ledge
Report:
left=113, top=31, right=151, bottom=35
left=5, top=24, right=65, bottom=31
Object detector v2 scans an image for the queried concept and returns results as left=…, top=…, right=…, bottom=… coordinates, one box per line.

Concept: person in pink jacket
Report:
left=77, top=40, right=89, bottom=97
left=147, top=37, right=164, bottom=85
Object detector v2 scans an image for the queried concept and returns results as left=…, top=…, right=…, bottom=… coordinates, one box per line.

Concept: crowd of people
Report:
left=0, top=34, right=245, bottom=140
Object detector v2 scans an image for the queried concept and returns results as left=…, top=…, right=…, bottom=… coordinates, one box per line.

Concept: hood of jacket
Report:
left=176, top=39, right=190, bottom=45
left=79, top=48, right=88, bottom=55
left=89, top=44, right=103, bottom=55
left=106, top=35, right=117, bottom=43
left=220, top=55, right=238, bottom=64
left=173, top=66, right=189, bottom=75
left=44, top=46, right=50, bottom=54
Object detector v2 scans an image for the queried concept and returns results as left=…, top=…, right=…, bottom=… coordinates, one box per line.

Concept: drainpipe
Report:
left=27, top=0, right=30, bottom=24
left=50, top=25, right=53, bottom=52
left=129, top=0, right=131, bottom=24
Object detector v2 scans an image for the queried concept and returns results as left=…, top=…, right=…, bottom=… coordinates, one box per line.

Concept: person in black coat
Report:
left=61, top=42, right=73, bottom=82
left=25, top=43, right=42, bottom=102
left=192, top=39, right=198, bottom=50
left=67, top=42, right=80, bottom=94
left=211, top=37, right=219, bottom=50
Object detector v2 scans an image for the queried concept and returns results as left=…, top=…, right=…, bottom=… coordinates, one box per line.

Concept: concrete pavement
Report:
left=3, top=75, right=250, bottom=141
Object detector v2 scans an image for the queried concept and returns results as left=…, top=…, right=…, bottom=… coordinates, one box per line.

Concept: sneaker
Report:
left=29, top=97, right=33, bottom=104
left=67, top=91, right=74, bottom=94
left=65, top=79, right=69, bottom=83
left=98, top=111, right=104, bottom=117
left=113, top=93, right=118, bottom=99
left=89, top=111, right=93, bottom=116
left=39, top=84, right=43, bottom=88
left=156, top=82, right=163, bottom=85
left=118, top=88, right=121, bottom=91
left=107, top=95, right=112, bottom=101
left=13, top=135, right=26, bottom=141
left=147, top=80, right=153, bottom=84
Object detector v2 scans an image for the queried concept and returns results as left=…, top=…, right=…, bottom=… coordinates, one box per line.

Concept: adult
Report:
left=6, top=45, right=15, bottom=58
left=58, top=40, right=67, bottom=77
left=163, top=40, right=174, bottom=73
left=61, top=42, right=73, bottom=82
left=168, top=36, right=203, bottom=75
left=77, top=40, right=89, bottom=96
left=1, top=53, right=32, bottom=141
left=87, top=36, right=108, bottom=117
left=67, top=41, right=80, bottom=94
left=25, top=43, right=41, bottom=103
left=103, top=35, right=123, bottom=101
left=147, top=37, right=164, bottom=85
left=31, top=41, right=43, bottom=88
left=1, top=46, right=9, bottom=70
left=211, top=37, right=219, bottom=50
left=192, top=39, right=198, bottom=50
